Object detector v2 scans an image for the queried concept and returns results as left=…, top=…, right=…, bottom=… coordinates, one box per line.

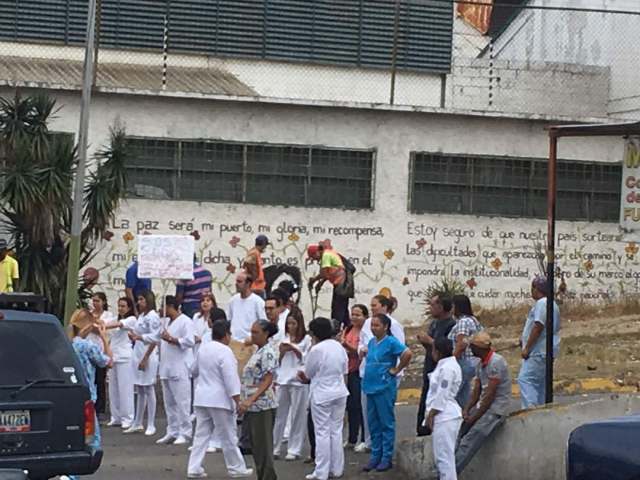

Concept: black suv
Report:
left=0, top=296, right=103, bottom=479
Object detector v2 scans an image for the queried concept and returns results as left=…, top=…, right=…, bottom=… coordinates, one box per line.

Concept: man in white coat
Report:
left=187, top=319, right=253, bottom=479
left=425, top=337, right=463, bottom=480
left=157, top=296, right=196, bottom=445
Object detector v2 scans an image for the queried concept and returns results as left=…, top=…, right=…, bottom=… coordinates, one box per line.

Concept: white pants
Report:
left=161, top=377, right=192, bottom=438
left=311, top=396, right=347, bottom=480
left=273, top=385, right=309, bottom=456
left=432, top=418, right=462, bottom=480
left=108, top=361, right=134, bottom=426
left=133, top=384, right=156, bottom=430
left=188, top=407, right=248, bottom=476
left=361, top=390, right=371, bottom=446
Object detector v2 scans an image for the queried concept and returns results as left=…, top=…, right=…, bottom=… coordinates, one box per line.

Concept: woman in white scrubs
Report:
left=273, top=307, right=311, bottom=460
left=123, top=290, right=161, bottom=436
left=105, top=297, right=137, bottom=429
left=299, top=317, right=349, bottom=480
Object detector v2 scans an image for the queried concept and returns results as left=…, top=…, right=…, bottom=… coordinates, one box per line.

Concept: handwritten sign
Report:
left=138, top=235, right=194, bottom=279
left=620, top=137, right=640, bottom=237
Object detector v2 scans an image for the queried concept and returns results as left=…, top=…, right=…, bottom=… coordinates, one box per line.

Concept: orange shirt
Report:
left=244, top=248, right=265, bottom=291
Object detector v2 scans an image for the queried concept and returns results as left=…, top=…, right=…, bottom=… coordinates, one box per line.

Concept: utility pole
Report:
left=63, top=0, right=98, bottom=325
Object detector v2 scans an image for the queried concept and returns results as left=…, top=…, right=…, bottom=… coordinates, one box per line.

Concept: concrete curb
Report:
left=396, top=377, right=639, bottom=404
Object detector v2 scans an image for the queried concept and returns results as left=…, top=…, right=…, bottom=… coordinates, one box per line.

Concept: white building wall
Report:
left=489, top=0, right=640, bottom=119
left=3, top=87, right=636, bottom=326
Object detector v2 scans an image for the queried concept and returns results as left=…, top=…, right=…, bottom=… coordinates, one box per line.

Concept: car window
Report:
left=0, top=321, right=80, bottom=386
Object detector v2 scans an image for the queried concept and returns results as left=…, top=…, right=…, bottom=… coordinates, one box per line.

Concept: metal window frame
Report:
left=409, top=151, right=621, bottom=222
left=124, top=136, right=375, bottom=210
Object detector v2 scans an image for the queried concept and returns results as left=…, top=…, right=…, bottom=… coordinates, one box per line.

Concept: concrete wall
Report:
left=397, top=394, right=640, bottom=480
left=449, top=57, right=609, bottom=118
left=0, top=37, right=613, bottom=120
left=1, top=87, right=636, bottom=325
left=489, top=0, right=640, bottom=120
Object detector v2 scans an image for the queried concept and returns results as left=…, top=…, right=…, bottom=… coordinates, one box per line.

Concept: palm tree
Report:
left=0, top=91, right=129, bottom=318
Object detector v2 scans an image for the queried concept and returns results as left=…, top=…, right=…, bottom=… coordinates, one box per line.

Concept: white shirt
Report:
left=87, top=311, right=116, bottom=352
left=108, top=315, right=136, bottom=363
left=273, top=308, right=290, bottom=343
left=276, top=335, right=311, bottom=386
left=193, top=340, right=241, bottom=412
left=226, top=293, right=267, bottom=341
left=359, top=315, right=405, bottom=377
left=304, top=339, right=349, bottom=405
left=158, top=314, right=195, bottom=380
left=425, top=356, right=463, bottom=424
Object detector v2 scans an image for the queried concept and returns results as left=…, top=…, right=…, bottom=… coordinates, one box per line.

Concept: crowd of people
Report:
left=66, top=236, right=560, bottom=480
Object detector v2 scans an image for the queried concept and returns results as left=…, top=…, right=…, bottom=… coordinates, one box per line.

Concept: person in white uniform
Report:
left=104, top=296, right=137, bottom=429
left=357, top=294, right=405, bottom=453
left=273, top=307, right=311, bottom=460
left=424, top=337, right=463, bottom=480
left=156, top=296, right=196, bottom=446
left=299, top=317, right=349, bottom=480
left=227, top=271, right=267, bottom=343
left=189, top=306, right=229, bottom=454
left=124, top=290, right=161, bottom=436
left=187, top=319, right=254, bottom=479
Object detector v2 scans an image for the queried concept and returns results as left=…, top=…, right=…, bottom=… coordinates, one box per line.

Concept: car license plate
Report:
left=0, top=410, right=31, bottom=433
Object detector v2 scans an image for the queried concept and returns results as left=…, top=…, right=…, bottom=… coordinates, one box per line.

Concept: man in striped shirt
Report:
left=176, top=258, right=213, bottom=318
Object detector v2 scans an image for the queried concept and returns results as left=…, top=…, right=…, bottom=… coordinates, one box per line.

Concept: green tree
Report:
left=0, top=91, right=128, bottom=318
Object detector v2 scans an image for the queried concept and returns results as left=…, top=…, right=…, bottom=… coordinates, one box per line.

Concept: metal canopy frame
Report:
left=544, top=121, right=640, bottom=403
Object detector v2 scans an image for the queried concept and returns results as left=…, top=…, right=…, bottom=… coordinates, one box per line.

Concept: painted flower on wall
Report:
left=288, top=233, right=300, bottom=242
left=226, top=263, right=237, bottom=274
left=415, top=238, right=427, bottom=249
left=466, top=278, right=478, bottom=290
left=123, top=231, right=134, bottom=244
left=229, top=236, right=241, bottom=248
left=490, top=257, right=503, bottom=271
left=383, top=249, right=395, bottom=260
left=583, top=259, right=594, bottom=272
left=625, top=242, right=638, bottom=259
left=102, top=230, right=114, bottom=241
left=190, top=230, right=201, bottom=241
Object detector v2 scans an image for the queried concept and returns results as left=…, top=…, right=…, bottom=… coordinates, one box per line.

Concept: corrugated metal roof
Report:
left=0, top=56, right=256, bottom=96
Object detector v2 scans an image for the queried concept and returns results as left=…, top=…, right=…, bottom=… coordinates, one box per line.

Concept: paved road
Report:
left=93, top=394, right=604, bottom=479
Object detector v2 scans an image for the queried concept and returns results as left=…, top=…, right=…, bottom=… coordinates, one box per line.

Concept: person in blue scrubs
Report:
left=361, top=313, right=412, bottom=472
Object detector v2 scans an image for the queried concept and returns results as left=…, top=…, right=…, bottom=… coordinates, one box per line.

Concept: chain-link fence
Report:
left=0, top=0, right=638, bottom=121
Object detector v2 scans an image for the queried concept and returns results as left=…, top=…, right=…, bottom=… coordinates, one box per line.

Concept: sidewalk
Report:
left=94, top=419, right=407, bottom=480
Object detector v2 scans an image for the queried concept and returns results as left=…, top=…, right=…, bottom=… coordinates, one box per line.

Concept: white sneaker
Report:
left=121, top=423, right=132, bottom=430
left=187, top=472, right=208, bottom=479
left=173, top=436, right=188, bottom=445
left=273, top=450, right=280, bottom=459
left=123, top=425, right=144, bottom=434
left=305, top=474, right=320, bottom=480
left=106, top=420, right=121, bottom=427
left=285, top=453, right=299, bottom=461
left=353, top=442, right=370, bottom=453
left=206, top=446, right=219, bottom=453
left=144, top=426, right=157, bottom=436
left=229, top=469, right=254, bottom=478
left=156, top=434, right=176, bottom=444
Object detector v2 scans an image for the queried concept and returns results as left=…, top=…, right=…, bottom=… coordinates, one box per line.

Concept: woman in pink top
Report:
left=341, top=304, right=368, bottom=449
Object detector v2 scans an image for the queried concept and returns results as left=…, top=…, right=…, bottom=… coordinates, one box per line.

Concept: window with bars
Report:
left=125, top=137, right=374, bottom=209
left=409, top=152, right=621, bottom=222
